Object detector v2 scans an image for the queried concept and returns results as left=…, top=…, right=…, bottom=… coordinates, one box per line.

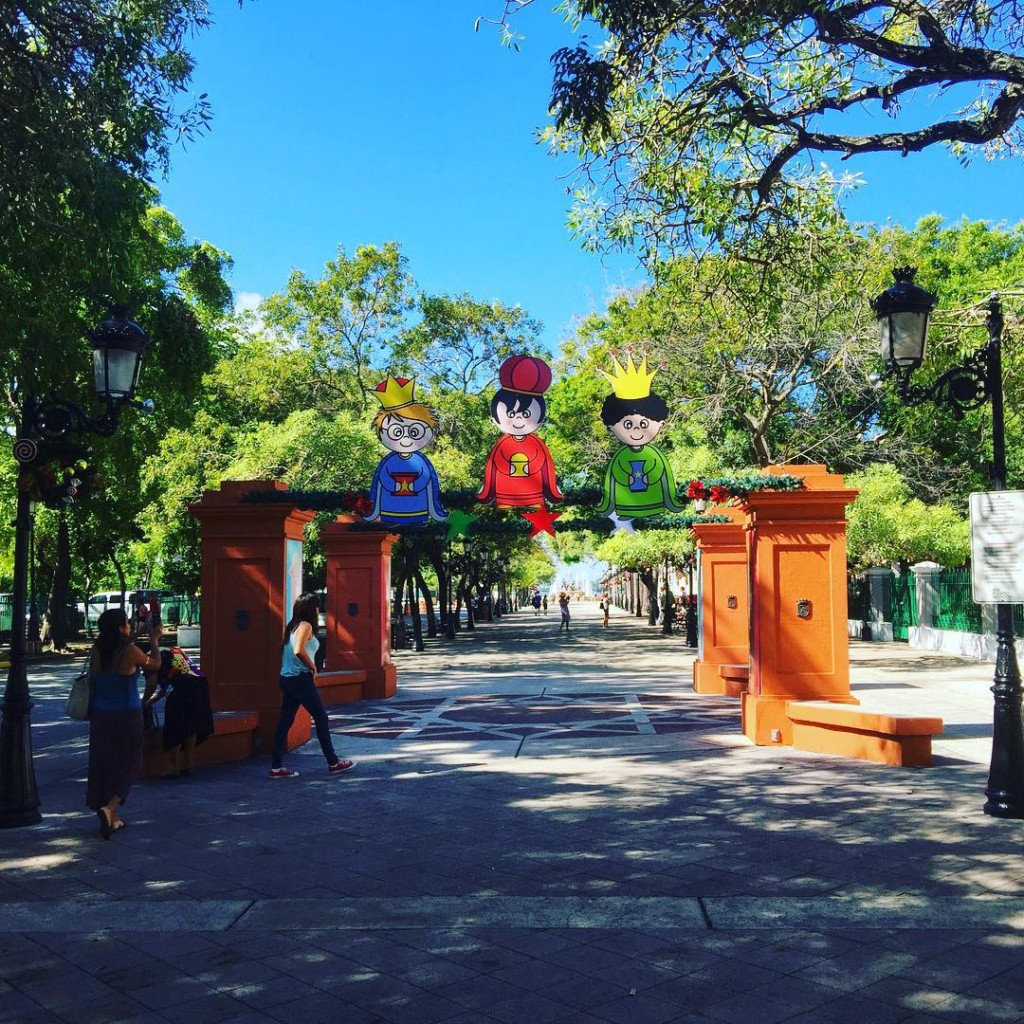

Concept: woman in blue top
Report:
left=87, top=608, right=162, bottom=838
left=269, top=593, right=356, bottom=779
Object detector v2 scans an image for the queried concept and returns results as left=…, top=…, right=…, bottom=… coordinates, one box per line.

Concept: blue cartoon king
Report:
left=364, top=375, right=448, bottom=525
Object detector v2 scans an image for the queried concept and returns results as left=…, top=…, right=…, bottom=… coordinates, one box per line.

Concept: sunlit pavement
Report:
left=2, top=603, right=1023, bottom=1023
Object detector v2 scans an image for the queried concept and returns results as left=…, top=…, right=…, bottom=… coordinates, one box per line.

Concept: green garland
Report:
left=685, top=472, right=805, bottom=505
left=241, top=487, right=728, bottom=536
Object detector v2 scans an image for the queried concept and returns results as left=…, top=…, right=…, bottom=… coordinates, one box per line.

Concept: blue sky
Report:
left=158, top=1, right=1024, bottom=353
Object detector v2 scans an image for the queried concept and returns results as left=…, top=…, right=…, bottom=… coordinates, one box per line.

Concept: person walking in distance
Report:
left=532, top=592, right=542, bottom=616
left=542, top=594, right=548, bottom=615
left=601, top=594, right=610, bottom=628
left=558, top=592, right=571, bottom=632
left=269, top=593, right=355, bottom=779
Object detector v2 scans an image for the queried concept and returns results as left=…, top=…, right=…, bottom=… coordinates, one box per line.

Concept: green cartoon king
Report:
left=596, top=353, right=682, bottom=520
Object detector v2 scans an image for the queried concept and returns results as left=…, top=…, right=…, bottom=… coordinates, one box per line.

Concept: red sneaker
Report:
left=269, top=767, right=299, bottom=779
left=328, top=760, right=356, bottom=775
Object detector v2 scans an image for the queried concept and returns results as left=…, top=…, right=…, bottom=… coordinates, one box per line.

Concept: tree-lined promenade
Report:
left=1, top=3, right=1022, bottom=638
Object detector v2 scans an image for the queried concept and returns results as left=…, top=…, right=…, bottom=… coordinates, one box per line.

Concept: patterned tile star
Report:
left=522, top=508, right=561, bottom=538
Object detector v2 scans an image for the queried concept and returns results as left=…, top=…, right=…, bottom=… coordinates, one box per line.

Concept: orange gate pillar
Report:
left=692, top=506, right=750, bottom=696
left=322, top=518, right=397, bottom=700
left=740, top=465, right=859, bottom=746
left=189, top=480, right=316, bottom=753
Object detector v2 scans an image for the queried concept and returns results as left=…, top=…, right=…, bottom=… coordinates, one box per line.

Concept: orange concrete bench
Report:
left=143, top=709, right=259, bottom=777
left=787, top=701, right=944, bottom=767
left=717, top=663, right=749, bottom=697
left=318, top=669, right=368, bottom=707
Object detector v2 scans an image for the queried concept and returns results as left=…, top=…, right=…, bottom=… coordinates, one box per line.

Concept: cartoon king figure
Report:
left=597, top=353, right=683, bottom=519
left=477, top=355, right=564, bottom=509
left=364, top=375, right=448, bottom=525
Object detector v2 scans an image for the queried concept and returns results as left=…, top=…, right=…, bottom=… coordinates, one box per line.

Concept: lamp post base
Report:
left=983, top=604, right=1024, bottom=820
left=0, top=684, right=42, bottom=828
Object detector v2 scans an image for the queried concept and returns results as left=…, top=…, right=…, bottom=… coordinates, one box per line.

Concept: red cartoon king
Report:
left=476, top=355, right=564, bottom=510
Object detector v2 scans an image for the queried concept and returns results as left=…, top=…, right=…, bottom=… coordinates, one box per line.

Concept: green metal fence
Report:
left=852, top=567, right=1022, bottom=641
left=890, top=572, right=918, bottom=641
left=934, top=569, right=985, bottom=633
left=847, top=574, right=870, bottom=623
left=0, top=595, right=81, bottom=644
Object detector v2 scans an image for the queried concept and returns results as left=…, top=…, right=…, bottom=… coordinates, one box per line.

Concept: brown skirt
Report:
left=86, top=709, right=143, bottom=811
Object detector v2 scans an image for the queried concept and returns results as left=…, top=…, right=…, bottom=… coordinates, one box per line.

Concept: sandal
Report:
left=96, top=808, right=113, bottom=840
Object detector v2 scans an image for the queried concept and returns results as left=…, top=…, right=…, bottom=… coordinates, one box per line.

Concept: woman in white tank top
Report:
left=269, top=593, right=356, bottom=779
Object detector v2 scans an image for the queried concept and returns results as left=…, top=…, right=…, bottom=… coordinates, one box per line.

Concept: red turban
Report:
left=498, top=355, right=552, bottom=396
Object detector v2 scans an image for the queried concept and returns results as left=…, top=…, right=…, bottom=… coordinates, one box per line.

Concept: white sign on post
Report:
left=969, top=490, right=1024, bottom=604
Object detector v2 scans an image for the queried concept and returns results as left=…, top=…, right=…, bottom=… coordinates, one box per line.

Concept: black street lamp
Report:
left=872, top=270, right=1024, bottom=819
left=0, top=307, right=152, bottom=829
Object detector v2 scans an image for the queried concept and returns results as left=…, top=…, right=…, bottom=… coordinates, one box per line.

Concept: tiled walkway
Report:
left=2, top=601, right=1022, bottom=1023
left=333, top=692, right=741, bottom=742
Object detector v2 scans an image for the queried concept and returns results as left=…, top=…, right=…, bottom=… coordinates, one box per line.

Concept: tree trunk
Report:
left=641, top=569, right=658, bottom=625
left=407, top=573, right=424, bottom=652
left=415, top=568, right=436, bottom=637
left=43, top=512, right=72, bottom=651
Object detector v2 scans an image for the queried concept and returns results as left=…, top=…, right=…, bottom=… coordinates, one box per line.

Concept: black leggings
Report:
left=271, top=671, right=338, bottom=768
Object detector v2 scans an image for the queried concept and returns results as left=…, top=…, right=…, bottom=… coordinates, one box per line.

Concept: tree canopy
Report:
left=491, top=1, right=1024, bottom=257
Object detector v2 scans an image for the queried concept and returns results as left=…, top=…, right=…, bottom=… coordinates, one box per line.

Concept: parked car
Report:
left=84, top=591, right=126, bottom=629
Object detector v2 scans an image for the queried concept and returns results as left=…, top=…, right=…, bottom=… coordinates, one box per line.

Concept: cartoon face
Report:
left=378, top=414, right=434, bottom=454
left=610, top=414, right=664, bottom=448
left=493, top=397, right=542, bottom=437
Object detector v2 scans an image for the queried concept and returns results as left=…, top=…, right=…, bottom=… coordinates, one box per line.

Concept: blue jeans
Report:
left=271, top=671, right=338, bottom=768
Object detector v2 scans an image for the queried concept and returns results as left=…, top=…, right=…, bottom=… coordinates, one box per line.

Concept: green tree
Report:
left=1, top=1, right=213, bottom=368
left=396, top=294, right=540, bottom=394
left=868, top=216, right=1024, bottom=501
left=491, top=1, right=1024, bottom=258
left=845, top=464, right=970, bottom=571
left=595, top=527, right=693, bottom=623
left=0, top=206, right=231, bottom=645
left=554, top=225, right=880, bottom=474
left=259, top=242, right=416, bottom=414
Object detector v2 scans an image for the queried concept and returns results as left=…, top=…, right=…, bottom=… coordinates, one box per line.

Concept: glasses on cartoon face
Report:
left=384, top=422, right=427, bottom=441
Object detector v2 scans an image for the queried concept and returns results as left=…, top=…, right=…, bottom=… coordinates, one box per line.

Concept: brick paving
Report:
left=1, top=601, right=1022, bottom=1023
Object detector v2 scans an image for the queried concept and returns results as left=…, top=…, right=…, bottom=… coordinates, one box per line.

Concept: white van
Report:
left=85, top=591, right=126, bottom=627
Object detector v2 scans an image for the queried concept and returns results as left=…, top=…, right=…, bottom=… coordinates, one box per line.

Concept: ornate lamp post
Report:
left=872, top=269, right=1024, bottom=818
left=0, top=307, right=152, bottom=829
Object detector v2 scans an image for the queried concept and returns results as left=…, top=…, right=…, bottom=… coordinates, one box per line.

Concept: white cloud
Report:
left=234, top=291, right=264, bottom=315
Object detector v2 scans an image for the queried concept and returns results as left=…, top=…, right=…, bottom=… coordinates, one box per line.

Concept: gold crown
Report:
left=372, top=375, right=417, bottom=410
left=598, top=353, right=656, bottom=400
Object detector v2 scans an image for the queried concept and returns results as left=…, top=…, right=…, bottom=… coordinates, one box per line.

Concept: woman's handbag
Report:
left=65, top=662, right=93, bottom=721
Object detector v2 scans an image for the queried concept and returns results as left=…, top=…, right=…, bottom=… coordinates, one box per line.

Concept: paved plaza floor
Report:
left=1, top=601, right=1023, bottom=1023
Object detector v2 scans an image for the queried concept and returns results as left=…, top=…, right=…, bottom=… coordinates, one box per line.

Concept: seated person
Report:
left=143, top=642, right=214, bottom=778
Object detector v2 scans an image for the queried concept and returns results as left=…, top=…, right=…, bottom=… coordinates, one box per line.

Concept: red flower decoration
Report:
left=686, top=481, right=710, bottom=501
left=709, top=485, right=731, bottom=504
